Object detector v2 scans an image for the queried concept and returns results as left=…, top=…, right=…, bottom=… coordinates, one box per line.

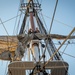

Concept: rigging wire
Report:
left=16, top=12, right=22, bottom=34
left=42, top=13, right=74, bottom=28
left=61, top=37, right=72, bottom=56
left=42, top=1, right=63, bottom=69
left=0, top=19, right=9, bottom=35
left=0, top=0, right=74, bottom=74
left=0, top=15, right=20, bottom=25
left=71, top=32, right=75, bottom=46
left=51, top=31, right=74, bottom=75
left=13, top=0, right=22, bottom=35
left=54, top=42, right=75, bottom=45
left=13, top=14, right=20, bottom=35
left=30, top=48, right=36, bottom=62
left=49, top=0, right=58, bottom=34
left=39, top=12, right=48, bottom=32
left=43, top=28, right=75, bottom=74
left=0, top=12, right=74, bottom=30
left=35, top=0, right=75, bottom=73
left=60, top=51, right=75, bottom=58
left=35, top=11, right=54, bottom=60
left=58, top=41, right=71, bottom=75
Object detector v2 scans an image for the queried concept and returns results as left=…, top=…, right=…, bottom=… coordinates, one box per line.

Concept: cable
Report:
left=30, top=48, right=36, bottom=62
left=61, top=40, right=71, bottom=56
left=0, top=19, right=9, bottom=35
left=39, top=12, right=48, bottom=32
left=13, top=14, right=20, bottom=35
left=13, top=0, right=22, bottom=35
left=0, top=12, right=73, bottom=30
left=0, top=15, right=20, bottom=25
left=41, top=13, right=74, bottom=28
left=54, top=42, right=75, bottom=45
left=60, top=51, right=75, bottom=58
left=16, top=12, right=22, bottom=34
left=59, top=43, right=70, bottom=75
left=8, top=0, right=23, bottom=62
left=49, top=0, right=58, bottom=34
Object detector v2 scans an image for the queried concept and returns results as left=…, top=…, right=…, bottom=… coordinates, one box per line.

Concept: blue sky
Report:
left=0, top=0, right=75, bottom=75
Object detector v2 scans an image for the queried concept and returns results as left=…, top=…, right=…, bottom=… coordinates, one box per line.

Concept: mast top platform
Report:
left=20, top=0, right=41, bottom=11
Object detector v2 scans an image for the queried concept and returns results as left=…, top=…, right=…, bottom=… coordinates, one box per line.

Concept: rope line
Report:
left=60, top=51, right=75, bottom=58
left=41, top=13, right=74, bottom=28
left=0, top=15, right=20, bottom=25
left=0, top=19, right=9, bottom=35
left=49, top=0, right=58, bottom=34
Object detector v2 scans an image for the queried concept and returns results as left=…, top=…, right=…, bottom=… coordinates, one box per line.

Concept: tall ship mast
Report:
left=0, top=0, right=75, bottom=75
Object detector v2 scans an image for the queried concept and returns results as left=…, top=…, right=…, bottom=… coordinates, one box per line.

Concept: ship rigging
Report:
left=0, top=0, right=75, bottom=75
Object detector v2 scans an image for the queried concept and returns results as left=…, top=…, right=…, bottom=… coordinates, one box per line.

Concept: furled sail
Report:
left=0, top=36, right=18, bottom=60
left=0, top=34, right=75, bottom=60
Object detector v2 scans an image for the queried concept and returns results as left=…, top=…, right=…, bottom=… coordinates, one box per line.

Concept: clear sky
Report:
left=0, top=0, right=75, bottom=75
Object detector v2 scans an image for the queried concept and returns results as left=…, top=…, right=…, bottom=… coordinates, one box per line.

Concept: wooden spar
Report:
left=0, top=33, right=75, bottom=50
left=30, top=12, right=35, bottom=31
left=17, top=33, right=75, bottom=40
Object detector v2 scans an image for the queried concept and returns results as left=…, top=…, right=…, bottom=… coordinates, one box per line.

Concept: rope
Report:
left=0, top=15, right=20, bottom=25
left=0, top=19, right=9, bottom=35
left=49, top=0, right=58, bottom=34
left=40, top=12, right=48, bottom=32
left=41, top=13, right=74, bottom=28
left=13, top=14, right=20, bottom=35
left=13, top=0, right=23, bottom=35
left=16, top=12, right=22, bottom=34
left=30, top=49, right=36, bottom=62
left=61, top=41, right=70, bottom=56
left=60, top=51, right=75, bottom=58
left=54, top=42, right=75, bottom=45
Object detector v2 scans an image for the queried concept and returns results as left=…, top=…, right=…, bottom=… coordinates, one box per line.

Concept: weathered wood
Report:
left=0, top=36, right=18, bottom=60
left=0, top=36, right=18, bottom=52
left=8, top=61, right=68, bottom=75
left=18, top=33, right=75, bottom=40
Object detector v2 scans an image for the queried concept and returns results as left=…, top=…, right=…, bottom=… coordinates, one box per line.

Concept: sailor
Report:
left=35, top=27, right=40, bottom=33
left=28, top=28, right=32, bottom=34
